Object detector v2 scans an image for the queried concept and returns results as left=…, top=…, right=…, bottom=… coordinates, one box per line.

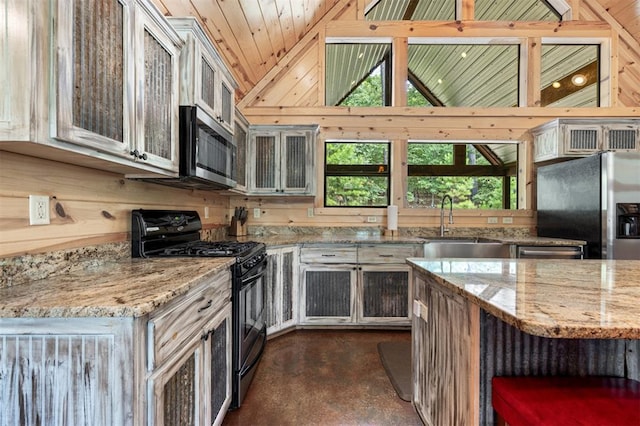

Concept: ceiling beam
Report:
left=408, top=70, right=444, bottom=106
left=402, top=0, right=420, bottom=20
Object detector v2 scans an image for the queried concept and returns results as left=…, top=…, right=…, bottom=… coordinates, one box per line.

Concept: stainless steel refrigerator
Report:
left=536, top=151, right=640, bottom=259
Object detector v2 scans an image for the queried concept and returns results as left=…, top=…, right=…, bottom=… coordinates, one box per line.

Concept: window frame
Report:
left=324, top=140, right=392, bottom=208
left=406, top=140, right=519, bottom=210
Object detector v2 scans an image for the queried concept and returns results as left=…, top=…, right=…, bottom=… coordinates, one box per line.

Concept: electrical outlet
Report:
left=29, top=195, right=50, bottom=225
left=253, top=208, right=261, bottom=218
left=502, top=217, right=513, bottom=224
left=487, top=217, right=498, bottom=224
left=367, top=216, right=377, bottom=223
left=307, top=207, right=314, bottom=217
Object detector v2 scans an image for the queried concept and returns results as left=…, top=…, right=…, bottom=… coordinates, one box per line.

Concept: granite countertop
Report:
left=407, top=258, right=640, bottom=339
left=0, top=258, right=235, bottom=319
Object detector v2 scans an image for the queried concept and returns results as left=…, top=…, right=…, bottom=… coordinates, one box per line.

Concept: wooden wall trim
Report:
left=325, top=20, right=611, bottom=38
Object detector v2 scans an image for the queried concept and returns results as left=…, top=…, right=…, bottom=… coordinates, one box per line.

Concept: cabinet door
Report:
left=266, top=246, right=299, bottom=335
left=359, top=264, right=411, bottom=325
left=251, top=131, right=279, bottom=193
left=280, top=131, right=312, bottom=194
left=134, top=1, right=180, bottom=173
left=219, top=76, right=235, bottom=132
left=300, top=265, right=357, bottom=324
left=203, top=305, right=232, bottom=426
left=563, top=124, right=602, bottom=155
left=54, top=0, right=135, bottom=157
left=0, top=318, right=134, bottom=426
left=149, top=337, right=203, bottom=426
left=0, top=0, right=30, bottom=140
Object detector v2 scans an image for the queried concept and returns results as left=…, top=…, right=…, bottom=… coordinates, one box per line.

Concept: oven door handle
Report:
left=241, top=260, right=268, bottom=285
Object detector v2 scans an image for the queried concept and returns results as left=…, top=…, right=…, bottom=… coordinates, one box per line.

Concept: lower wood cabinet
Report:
left=148, top=303, right=231, bottom=426
left=412, top=270, right=479, bottom=426
left=0, top=318, right=136, bottom=425
left=0, top=268, right=232, bottom=426
left=299, top=243, right=418, bottom=326
left=265, top=246, right=299, bottom=336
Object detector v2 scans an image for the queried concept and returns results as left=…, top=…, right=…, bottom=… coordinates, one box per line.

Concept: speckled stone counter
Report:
left=408, top=258, right=640, bottom=338
left=0, top=257, right=234, bottom=318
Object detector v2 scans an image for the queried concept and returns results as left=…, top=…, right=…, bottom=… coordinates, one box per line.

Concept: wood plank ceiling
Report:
left=154, top=0, right=639, bottom=104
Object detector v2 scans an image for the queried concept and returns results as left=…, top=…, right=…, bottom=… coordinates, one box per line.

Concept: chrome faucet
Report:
left=440, top=195, right=454, bottom=237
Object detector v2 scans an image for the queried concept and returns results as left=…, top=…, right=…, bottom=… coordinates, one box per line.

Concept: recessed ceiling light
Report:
left=552, top=81, right=561, bottom=88
left=461, top=52, right=467, bottom=58
left=571, top=74, right=587, bottom=86
left=437, top=78, right=443, bottom=84
left=358, top=52, right=364, bottom=59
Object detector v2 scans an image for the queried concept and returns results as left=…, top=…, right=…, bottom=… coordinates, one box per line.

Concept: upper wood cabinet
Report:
left=246, top=125, right=318, bottom=196
left=0, top=0, right=182, bottom=177
left=168, top=17, right=237, bottom=135
left=532, top=119, right=639, bottom=163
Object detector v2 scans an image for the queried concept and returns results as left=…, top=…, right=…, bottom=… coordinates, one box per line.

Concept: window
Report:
left=541, top=44, right=600, bottom=107
left=407, top=142, right=517, bottom=209
left=475, top=0, right=560, bottom=21
left=407, top=42, right=521, bottom=107
left=325, top=42, right=391, bottom=106
left=365, top=0, right=454, bottom=21
left=325, top=141, right=390, bottom=207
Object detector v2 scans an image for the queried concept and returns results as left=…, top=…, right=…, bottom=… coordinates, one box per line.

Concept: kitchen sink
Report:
left=422, top=237, right=510, bottom=258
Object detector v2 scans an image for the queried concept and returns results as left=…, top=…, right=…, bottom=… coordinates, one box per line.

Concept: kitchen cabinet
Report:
left=299, top=243, right=419, bottom=326
left=0, top=267, right=232, bottom=426
left=265, top=246, right=299, bottom=336
left=0, top=0, right=182, bottom=177
left=233, top=110, right=250, bottom=193
left=412, top=272, right=478, bottom=426
left=246, top=125, right=318, bottom=196
left=532, top=118, right=639, bottom=163
left=147, top=268, right=232, bottom=426
left=168, top=17, right=237, bottom=135
left=0, top=318, right=136, bottom=425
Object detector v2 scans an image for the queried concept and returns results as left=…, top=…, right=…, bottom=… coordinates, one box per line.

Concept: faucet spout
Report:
left=440, top=195, right=454, bottom=237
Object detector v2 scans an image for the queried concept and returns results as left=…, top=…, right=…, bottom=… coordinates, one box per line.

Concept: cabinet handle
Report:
left=197, top=299, right=213, bottom=313
left=321, top=254, right=336, bottom=257
left=378, top=254, right=393, bottom=257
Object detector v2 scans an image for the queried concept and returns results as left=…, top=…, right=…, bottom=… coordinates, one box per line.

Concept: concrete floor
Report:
left=222, top=329, right=422, bottom=426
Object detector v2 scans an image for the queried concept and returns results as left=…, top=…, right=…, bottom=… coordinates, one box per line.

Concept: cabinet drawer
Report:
left=300, top=244, right=357, bottom=263
left=149, top=268, right=231, bottom=369
left=358, top=244, right=419, bottom=264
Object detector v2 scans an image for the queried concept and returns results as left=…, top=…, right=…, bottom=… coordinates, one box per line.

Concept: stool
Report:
left=492, top=376, right=640, bottom=426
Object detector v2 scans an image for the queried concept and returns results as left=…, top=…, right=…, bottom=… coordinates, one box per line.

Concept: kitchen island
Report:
left=407, top=258, right=640, bottom=426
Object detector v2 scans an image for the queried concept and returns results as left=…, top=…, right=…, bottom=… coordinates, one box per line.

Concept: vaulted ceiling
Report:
left=152, top=0, right=640, bottom=107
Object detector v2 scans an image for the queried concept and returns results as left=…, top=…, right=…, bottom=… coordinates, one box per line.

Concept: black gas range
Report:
left=131, top=209, right=267, bottom=410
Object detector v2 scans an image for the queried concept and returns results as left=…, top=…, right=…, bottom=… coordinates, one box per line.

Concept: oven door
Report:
left=233, top=258, right=267, bottom=408
left=237, top=259, right=267, bottom=372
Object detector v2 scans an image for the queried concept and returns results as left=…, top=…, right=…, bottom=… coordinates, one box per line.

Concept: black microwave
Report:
left=177, top=105, right=237, bottom=189
left=141, top=106, right=237, bottom=190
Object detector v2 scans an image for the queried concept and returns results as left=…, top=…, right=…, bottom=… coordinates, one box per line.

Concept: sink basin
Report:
left=423, top=238, right=509, bottom=258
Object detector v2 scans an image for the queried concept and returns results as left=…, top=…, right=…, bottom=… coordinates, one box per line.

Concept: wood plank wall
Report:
left=0, top=152, right=230, bottom=257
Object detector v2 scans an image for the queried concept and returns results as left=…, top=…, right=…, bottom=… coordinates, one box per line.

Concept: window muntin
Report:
left=325, top=142, right=390, bottom=207
left=541, top=44, right=599, bottom=107
left=407, top=43, right=520, bottom=107
left=407, top=142, right=517, bottom=209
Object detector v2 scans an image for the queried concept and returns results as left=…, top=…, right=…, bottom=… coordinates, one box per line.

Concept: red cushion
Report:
left=492, top=376, right=640, bottom=426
